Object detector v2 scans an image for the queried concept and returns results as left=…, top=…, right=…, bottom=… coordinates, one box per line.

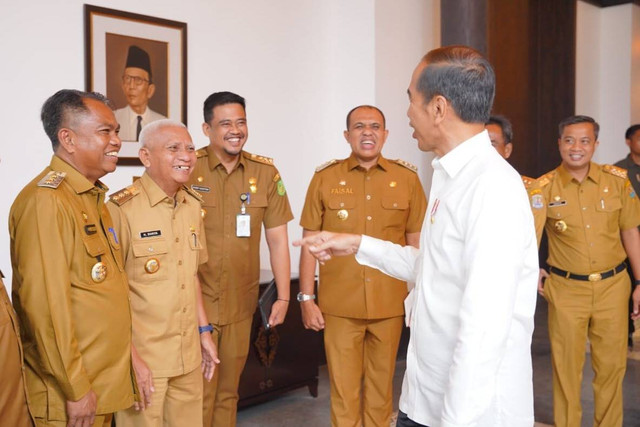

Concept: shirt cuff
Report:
left=355, top=235, right=384, bottom=268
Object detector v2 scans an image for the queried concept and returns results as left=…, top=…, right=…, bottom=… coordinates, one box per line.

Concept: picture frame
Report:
left=84, top=4, right=187, bottom=165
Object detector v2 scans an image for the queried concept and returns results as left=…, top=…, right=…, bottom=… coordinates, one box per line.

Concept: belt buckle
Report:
left=588, top=273, right=602, bottom=282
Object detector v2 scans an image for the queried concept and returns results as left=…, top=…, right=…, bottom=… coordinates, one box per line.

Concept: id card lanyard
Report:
left=236, top=192, right=251, bottom=237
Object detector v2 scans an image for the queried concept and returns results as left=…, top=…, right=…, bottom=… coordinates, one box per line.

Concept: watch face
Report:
left=296, top=292, right=304, bottom=302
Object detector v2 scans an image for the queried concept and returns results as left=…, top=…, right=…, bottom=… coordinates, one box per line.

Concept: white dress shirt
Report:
left=114, top=104, right=166, bottom=141
left=356, top=130, right=538, bottom=427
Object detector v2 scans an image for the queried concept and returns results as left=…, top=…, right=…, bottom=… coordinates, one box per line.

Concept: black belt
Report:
left=549, top=262, right=627, bottom=282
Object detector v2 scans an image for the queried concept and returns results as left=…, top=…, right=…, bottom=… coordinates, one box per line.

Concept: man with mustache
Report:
left=107, top=120, right=218, bottom=427
left=295, top=46, right=539, bottom=427
left=10, top=89, right=135, bottom=426
left=298, top=105, right=426, bottom=426
left=187, top=91, right=293, bottom=426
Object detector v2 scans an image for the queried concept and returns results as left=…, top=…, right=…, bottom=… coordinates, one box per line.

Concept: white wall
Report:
left=0, top=0, right=439, bottom=291
left=576, top=1, right=639, bottom=163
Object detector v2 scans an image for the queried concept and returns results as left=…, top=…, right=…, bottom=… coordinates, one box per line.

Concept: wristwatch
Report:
left=198, top=324, right=214, bottom=334
left=297, top=292, right=316, bottom=302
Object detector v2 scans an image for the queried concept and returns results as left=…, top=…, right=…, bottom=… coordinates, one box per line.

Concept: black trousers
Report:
left=396, top=411, right=429, bottom=427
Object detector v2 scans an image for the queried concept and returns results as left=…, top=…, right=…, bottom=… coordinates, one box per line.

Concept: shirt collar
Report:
left=345, top=153, right=389, bottom=171
left=557, top=162, right=601, bottom=187
left=206, top=145, right=246, bottom=172
left=125, top=104, right=150, bottom=120
left=432, top=130, right=490, bottom=178
left=50, top=155, right=108, bottom=195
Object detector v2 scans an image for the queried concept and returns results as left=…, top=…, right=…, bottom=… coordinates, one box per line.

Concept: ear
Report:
left=432, top=95, right=448, bottom=124
left=146, top=83, right=156, bottom=100
left=380, top=129, right=389, bottom=146
left=504, top=143, right=513, bottom=159
left=138, top=147, right=151, bottom=168
left=343, top=130, right=350, bottom=143
left=594, top=139, right=600, bottom=150
left=57, top=128, right=76, bottom=154
left=202, top=122, right=211, bottom=137
left=626, top=138, right=631, bottom=149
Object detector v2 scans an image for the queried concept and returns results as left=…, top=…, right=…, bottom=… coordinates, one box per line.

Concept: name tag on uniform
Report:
left=140, top=230, right=162, bottom=238
left=236, top=214, right=250, bottom=237
left=548, top=200, right=567, bottom=207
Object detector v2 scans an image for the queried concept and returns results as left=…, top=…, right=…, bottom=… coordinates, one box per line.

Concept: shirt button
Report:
left=340, top=202, right=344, bottom=207
left=586, top=224, right=590, bottom=229
left=582, top=207, right=587, bottom=211
left=181, top=284, right=185, bottom=289
left=393, top=203, right=398, bottom=207
left=367, top=216, right=372, bottom=221
left=366, top=177, right=371, bottom=181
left=366, top=195, right=371, bottom=200
left=183, top=307, right=187, bottom=313
left=175, top=237, right=179, bottom=242
left=178, top=260, right=183, bottom=266
left=182, top=331, right=187, bottom=336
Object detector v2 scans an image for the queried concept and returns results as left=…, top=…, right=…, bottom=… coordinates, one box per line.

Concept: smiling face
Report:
left=62, top=98, right=121, bottom=183
left=343, top=107, right=388, bottom=169
left=140, top=125, right=196, bottom=196
left=558, top=122, right=599, bottom=174
left=202, top=103, right=248, bottom=160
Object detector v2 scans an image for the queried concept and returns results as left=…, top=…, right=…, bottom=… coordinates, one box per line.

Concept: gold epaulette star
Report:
left=37, top=171, right=67, bottom=189
left=536, top=171, right=556, bottom=188
left=196, top=148, right=208, bottom=159
left=109, top=185, right=140, bottom=206
left=184, top=185, right=204, bottom=202
left=245, top=151, right=274, bottom=165
left=394, top=159, right=418, bottom=173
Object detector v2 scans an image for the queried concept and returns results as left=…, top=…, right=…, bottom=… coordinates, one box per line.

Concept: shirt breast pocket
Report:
left=326, top=197, right=356, bottom=231
left=546, top=205, right=576, bottom=237
left=82, top=233, right=108, bottom=286
left=380, top=195, right=409, bottom=228
left=594, top=197, right=622, bottom=231
left=132, top=238, right=169, bottom=283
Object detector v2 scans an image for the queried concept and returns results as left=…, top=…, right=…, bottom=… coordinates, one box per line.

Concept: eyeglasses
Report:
left=122, top=74, right=150, bottom=86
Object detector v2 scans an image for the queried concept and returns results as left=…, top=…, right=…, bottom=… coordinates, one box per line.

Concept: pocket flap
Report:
left=381, top=196, right=408, bottom=209
left=83, top=234, right=106, bottom=257
left=132, top=239, right=169, bottom=257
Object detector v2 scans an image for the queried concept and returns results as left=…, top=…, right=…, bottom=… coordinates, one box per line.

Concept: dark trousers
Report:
left=396, top=411, right=429, bottom=427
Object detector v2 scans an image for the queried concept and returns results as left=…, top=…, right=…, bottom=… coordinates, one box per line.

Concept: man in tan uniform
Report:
left=0, top=272, right=34, bottom=426
left=187, top=91, right=293, bottom=426
left=299, top=105, right=427, bottom=426
left=9, top=89, right=135, bottom=426
left=108, top=120, right=219, bottom=426
left=533, top=115, right=640, bottom=427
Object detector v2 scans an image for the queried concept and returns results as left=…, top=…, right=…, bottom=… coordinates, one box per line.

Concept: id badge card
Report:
left=236, top=213, right=251, bottom=237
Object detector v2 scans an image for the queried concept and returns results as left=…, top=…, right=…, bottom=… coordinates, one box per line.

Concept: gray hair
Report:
left=418, top=45, right=495, bottom=123
left=138, top=119, right=187, bottom=148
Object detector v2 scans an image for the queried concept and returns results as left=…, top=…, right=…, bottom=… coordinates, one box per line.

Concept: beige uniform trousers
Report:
left=116, top=366, right=203, bottom=427
left=324, top=314, right=404, bottom=427
left=203, top=317, right=252, bottom=427
left=35, top=413, right=112, bottom=426
left=546, top=272, right=629, bottom=427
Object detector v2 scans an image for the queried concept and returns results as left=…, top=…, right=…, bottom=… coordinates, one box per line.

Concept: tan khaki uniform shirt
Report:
left=300, top=154, right=427, bottom=319
left=188, top=148, right=293, bottom=325
left=1, top=275, right=34, bottom=426
left=107, top=172, right=208, bottom=377
left=10, top=156, right=134, bottom=420
left=531, top=163, right=640, bottom=273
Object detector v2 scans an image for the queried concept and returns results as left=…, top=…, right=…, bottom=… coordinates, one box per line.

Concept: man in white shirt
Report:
left=114, top=45, right=166, bottom=141
left=295, top=45, right=539, bottom=427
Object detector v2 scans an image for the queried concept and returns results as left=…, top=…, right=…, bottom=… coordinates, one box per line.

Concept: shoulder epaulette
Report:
left=184, top=185, right=203, bottom=202
left=603, top=164, right=628, bottom=180
left=245, top=151, right=274, bottom=165
left=536, top=171, right=556, bottom=188
left=521, top=175, right=534, bottom=190
left=109, top=185, right=140, bottom=206
left=37, top=171, right=66, bottom=189
left=315, top=159, right=339, bottom=173
left=394, top=159, right=418, bottom=173
left=196, top=148, right=208, bottom=159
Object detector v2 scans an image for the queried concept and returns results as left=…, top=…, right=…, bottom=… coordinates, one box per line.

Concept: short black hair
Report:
left=417, top=45, right=495, bottom=123
left=558, top=115, right=600, bottom=140
left=203, top=91, right=246, bottom=124
left=41, top=89, right=112, bottom=151
left=625, top=124, right=640, bottom=140
left=486, top=115, right=513, bottom=144
left=345, top=105, right=386, bottom=129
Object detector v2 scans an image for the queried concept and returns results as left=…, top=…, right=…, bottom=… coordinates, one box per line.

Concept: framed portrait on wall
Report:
left=84, top=4, right=187, bottom=165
